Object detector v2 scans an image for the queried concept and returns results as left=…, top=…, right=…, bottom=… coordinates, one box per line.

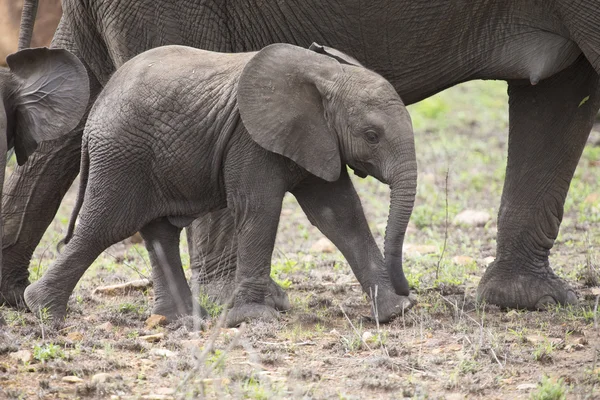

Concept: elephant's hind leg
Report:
left=478, top=57, right=600, bottom=309
left=141, top=218, right=207, bottom=321
left=24, top=216, right=139, bottom=325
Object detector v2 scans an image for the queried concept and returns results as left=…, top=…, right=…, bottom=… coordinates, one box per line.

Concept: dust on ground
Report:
left=1, top=81, right=599, bottom=399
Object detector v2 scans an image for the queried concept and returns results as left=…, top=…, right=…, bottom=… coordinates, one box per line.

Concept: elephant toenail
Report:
left=534, top=295, right=557, bottom=310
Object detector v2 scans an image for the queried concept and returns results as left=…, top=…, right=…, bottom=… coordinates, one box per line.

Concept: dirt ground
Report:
left=1, top=81, right=599, bottom=399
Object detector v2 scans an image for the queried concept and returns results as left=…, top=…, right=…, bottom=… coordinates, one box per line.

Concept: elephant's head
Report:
left=238, top=43, right=417, bottom=296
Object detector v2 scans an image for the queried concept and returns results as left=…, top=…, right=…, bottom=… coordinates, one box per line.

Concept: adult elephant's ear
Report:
left=7, top=47, right=89, bottom=165
left=308, top=42, right=363, bottom=67
left=238, top=43, right=342, bottom=182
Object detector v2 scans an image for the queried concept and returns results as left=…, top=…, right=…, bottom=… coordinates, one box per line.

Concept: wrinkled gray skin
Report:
left=0, top=47, right=88, bottom=291
left=24, top=44, right=418, bottom=327
left=3, top=0, right=600, bottom=311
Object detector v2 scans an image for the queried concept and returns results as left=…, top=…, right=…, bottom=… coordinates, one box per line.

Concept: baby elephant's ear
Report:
left=7, top=47, right=90, bottom=165
left=308, top=42, right=363, bottom=67
left=238, top=43, right=343, bottom=182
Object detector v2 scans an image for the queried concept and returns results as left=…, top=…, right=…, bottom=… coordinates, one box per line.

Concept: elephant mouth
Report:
left=349, top=165, right=369, bottom=178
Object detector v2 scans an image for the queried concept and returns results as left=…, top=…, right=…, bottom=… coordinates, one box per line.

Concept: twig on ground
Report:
left=339, top=304, right=372, bottom=352
left=435, top=168, right=450, bottom=281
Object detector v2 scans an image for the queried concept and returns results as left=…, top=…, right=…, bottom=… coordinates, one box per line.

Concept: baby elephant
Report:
left=25, top=43, right=417, bottom=327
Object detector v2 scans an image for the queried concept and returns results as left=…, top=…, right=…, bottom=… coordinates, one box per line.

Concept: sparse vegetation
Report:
left=1, top=81, right=599, bottom=398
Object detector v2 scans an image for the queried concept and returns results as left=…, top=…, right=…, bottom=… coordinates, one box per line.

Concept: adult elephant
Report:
left=2, top=0, right=598, bottom=311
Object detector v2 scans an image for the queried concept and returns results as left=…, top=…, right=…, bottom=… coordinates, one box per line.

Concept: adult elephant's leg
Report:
left=187, top=209, right=289, bottom=311
left=478, top=57, right=600, bottom=309
left=0, top=15, right=102, bottom=307
left=1, top=127, right=83, bottom=307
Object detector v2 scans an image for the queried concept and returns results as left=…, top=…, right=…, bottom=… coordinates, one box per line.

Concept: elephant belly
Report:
left=490, top=31, right=582, bottom=84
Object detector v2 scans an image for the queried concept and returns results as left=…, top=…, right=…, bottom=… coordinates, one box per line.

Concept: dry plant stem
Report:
left=369, top=286, right=389, bottom=357
left=176, top=294, right=233, bottom=393
left=435, top=168, right=450, bottom=281
left=593, top=294, right=599, bottom=371
left=439, top=294, right=503, bottom=369
left=339, top=304, right=372, bottom=351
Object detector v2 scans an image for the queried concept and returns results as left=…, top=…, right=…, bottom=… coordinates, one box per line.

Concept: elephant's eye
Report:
left=364, top=130, right=380, bottom=144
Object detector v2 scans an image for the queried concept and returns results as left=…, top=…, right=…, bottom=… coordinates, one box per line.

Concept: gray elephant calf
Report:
left=24, top=43, right=417, bottom=327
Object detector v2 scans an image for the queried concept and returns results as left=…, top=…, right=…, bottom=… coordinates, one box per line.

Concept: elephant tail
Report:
left=58, top=137, right=90, bottom=252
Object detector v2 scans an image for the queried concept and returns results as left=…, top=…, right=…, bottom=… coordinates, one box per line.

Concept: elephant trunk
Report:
left=383, top=147, right=417, bottom=296
left=18, top=0, right=39, bottom=50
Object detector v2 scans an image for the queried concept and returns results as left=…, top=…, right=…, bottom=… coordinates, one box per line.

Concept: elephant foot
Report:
left=477, top=261, right=578, bottom=310
left=153, top=297, right=208, bottom=323
left=371, top=290, right=415, bottom=323
left=0, top=278, right=29, bottom=309
left=264, top=279, right=291, bottom=311
left=24, top=280, right=69, bottom=326
left=226, top=303, right=279, bottom=327
left=197, top=277, right=290, bottom=310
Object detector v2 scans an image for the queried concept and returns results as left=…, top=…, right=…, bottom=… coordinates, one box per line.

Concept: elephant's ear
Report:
left=238, top=43, right=342, bottom=182
left=7, top=47, right=90, bottom=165
left=308, top=42, right=363, bottom=67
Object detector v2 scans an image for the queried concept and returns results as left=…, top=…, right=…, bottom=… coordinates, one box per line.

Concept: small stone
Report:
left=576, top=337, right=588, bottom=346
left=310, top=237, right=336, bottom=253
left=91, top=373, right=112, bottom=384
left=96, top=322, right=114, bottom=332
left=139, top=333, right=165, bottom=343
left=362, top=331, right=373, bottom=342
left=145, top=314, right=167, bottom=329
left=150, top=348, right=176, bottom=358
left=93, top=279, right=152, bottom=296
left=9, top=350, right=33, bottom=364
left=482, top=256, right=495, bottom=266
left=62, top=375, right=84, bottom=383
left=181, top=339, right=203, bottom=350
left=451, top=255, right=475, bottom=266
left=453, top=210, right=491, bottom=227
left=516, top=383, right=537, bottom=391
left=66, top=332, right=84, bottom=341
left=403, top=244, right=437, bottom=256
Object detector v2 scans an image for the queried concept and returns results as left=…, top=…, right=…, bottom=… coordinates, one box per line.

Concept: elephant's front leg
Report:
left=292, top=170, right=413, bottom=322
left=226, top=191, right=285, bottom=327
left=478, top=57, right=600, bottom=309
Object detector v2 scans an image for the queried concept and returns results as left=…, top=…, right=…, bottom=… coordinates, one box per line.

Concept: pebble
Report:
left=62, top=375, right=84, bottom=383
left=145, top=314, right=167, bottom=329
left=91, top=372, right=112, bottom=384
left=310, top=237, right=336, bottom=253
left=66, top=332, right=84, bottom=341
left=453, top=210, right=491, bottom=227
left=482, top=256, right=495, bottom=266
left=362, top=331, right=373, bottom=343
left=9, top=350, right=33, bottom=364
left=96, top=322, right=114, bottom=332
left=150, top=348, right=177, bottom=358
